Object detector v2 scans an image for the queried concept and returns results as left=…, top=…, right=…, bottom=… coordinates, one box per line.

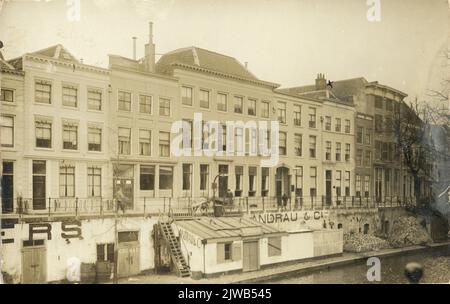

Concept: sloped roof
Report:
left=0, top=51, right=23, bottom=75
left=26, top=44, right=79, bottom=63
left=156, top=46, right=258, bottom=80
left=176, top=216, right=286, bottom=242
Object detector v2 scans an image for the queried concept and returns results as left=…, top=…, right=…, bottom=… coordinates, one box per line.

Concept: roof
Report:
left=176, top=216, right=286, bottom=243
left=0, top=51, right=23, bottom=75
left=26, top=44, right=80, bottom=63
left=155, top=47, right=280, bottom=89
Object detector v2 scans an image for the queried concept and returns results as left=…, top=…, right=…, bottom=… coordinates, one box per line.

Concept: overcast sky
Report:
left=0, top=0, right=448, bottom=100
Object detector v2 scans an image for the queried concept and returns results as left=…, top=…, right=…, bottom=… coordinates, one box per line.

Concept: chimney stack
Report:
left=315, top=73, right=327, bottom=90
left=144, top=22, right=155, bottom=72
left=132, top=37, right=137, bottom=60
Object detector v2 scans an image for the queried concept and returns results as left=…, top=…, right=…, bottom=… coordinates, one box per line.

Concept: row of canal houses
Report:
left=0, top=23, right=423, bottom=283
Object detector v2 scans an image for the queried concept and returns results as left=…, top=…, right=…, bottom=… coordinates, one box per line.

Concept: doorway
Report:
left=2, top=161, right=13, bottom=213
left=117, top=231, right=140, bottom=278
left=32, top=160, right=46, bottom=210
left=113, top=164, right=134, bottom=209
left=21, top=240, right=46, bottom=284
left=218, top=165, right=228, bottom=198
left=242, top=240, right=259, bottom=272
left=275, top=167, right=290, bottom=199
left=325, top=170, right=332, bottom=205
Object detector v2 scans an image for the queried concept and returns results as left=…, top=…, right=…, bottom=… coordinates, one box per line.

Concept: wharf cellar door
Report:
left=21, top=240, right=46, bottom=284
left=117, top=231, right=140, bottom=278
left=243, top=240, right=259, bottom=272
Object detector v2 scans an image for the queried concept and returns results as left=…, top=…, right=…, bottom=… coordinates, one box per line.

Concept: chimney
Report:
left=132, top=37, right=137, bottom=60
left=315, top=73, right=327, bottom=90
left=144, top=22, right=155, bottom=72
left=244, top=62, right=248, bottom=69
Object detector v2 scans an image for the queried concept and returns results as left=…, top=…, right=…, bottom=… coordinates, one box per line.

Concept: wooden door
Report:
left=22, top=247, right=46, bottom=284
left=117, top=244, right=140, bottom=278
left=242, top=241, right=259, bottom=272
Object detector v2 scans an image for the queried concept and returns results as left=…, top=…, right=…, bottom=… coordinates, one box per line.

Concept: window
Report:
left=224, top=243, right=232, bottom=261
left=140, top=165, right=155, bottom=191
left=139, top=129, right=151, bottom=156
left=200, top=89, right=210, bottom=108
left=234, top=96, right=243, bottom=114
left=35, top=80, right=51, bottom=104
left=374, top=96, right=383, bottom=109
left=248, top=98, right=256, bottom=116
left=375, top=141, right=382, bottom=160
left=249, top=166, right=257, bottom=196
left=159, top=166, right=173, bottom=190
left=200, top=164, right=209, bottom=191
left=59, top=165, right=75, bottom=197
left=159, top=131, right=170, bottom=157
left=62, top=85, right=77, bottom=107
left=234, top=127, right=244, bottom=154
left=118, top=91, right=131, bottom=111
left=118, top=231, right=139, bottom=243
left=345, top=171, right=350, bottom=196
left=1, top=88, right=13, bottom=102
left=118, top=127, right=131, bottom=155
left=325, top=141, right=332, bottom=160
left=309, top=108, right=316, bottom=128
left=181, top=86, right=192, bottom=106
left=375, top=115, right=383, bottom=132
left=268, top=237, right=282, bottom=256
left=364, top=129, right=371, bottom=145
left=261, top=101, right=270, bottom=118
left=336, top=142, right=341, bottom=161
left=385, top=117, right=393, bottom=133
left=310, top=167, right=317, bottom=197
left=325, top=116, right=331, bottom=131
left=88, top=127, right=102, bottom=152
left=356, top=126, right=363, bottom=144
left=235, top=166, right=243, bottom=195
left=294, top=166, right=303, bottom=197
left=382, top=142, right=388, bottom=161
left=309, top=135, right=316, bottom=158
left=277, top=102, right=286, bottom=124
left=97, top=243, right=114, bottom=263
left=219, top=124, right=227, bottom=152
left=63, top=124, right=78, bottom=150
left=336, top=170, right=342, bottom=197
left=293, top=105, right=301, bottom=126
left=87, top=89, right=102, bottom=111
left=36, top=120, right=52, bottom=148
left=182, top=164, right=192, bottom=191
left=0, top=115, right=14, bottom=147
left=159, top=98, right=171, bottom=116
left=261, top=167, right=269, bottom=196
left=364, top=150, right=371, bottom=167
left=364, top=176, right=370, bottom=198
left=279, top=131, right=287, bottom=155
left=335, top=118, right=341, bottom=132
left=344, top=119, right=351, bottom=133
left=139, top=95, right=152, bottom=114
left=87, top=167, right=101, bottom=197
left=345, top=143, right=351, bottom=161
left=217, top=93, right=227, bottom=112
left=356, top=174, right=361, bottom=197
left=294, top=134, right=302, bottom=156
left=386, top=99, right=393, bottom=111
left=356, top=149, right=363, bottom=166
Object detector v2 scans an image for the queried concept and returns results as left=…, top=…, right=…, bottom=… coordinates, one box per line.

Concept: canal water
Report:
left=273, top=247, right=450, bottom=284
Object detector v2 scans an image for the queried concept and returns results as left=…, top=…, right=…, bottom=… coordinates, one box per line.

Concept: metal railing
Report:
left=2, top=195, right=417, bottom=218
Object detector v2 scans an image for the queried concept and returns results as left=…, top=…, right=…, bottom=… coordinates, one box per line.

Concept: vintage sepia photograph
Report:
left=0, top=0, right=449, bottom=288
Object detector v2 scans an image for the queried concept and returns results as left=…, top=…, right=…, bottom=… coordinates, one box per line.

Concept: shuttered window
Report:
left=268, top=237, right=282, bottom=256
left=217, top=242, right=241, bottom=263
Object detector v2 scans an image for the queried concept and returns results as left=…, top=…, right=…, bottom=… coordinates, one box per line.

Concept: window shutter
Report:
left=232, top=242, right=241, bottom=261
left=217, top=243, right=225, bottom=263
